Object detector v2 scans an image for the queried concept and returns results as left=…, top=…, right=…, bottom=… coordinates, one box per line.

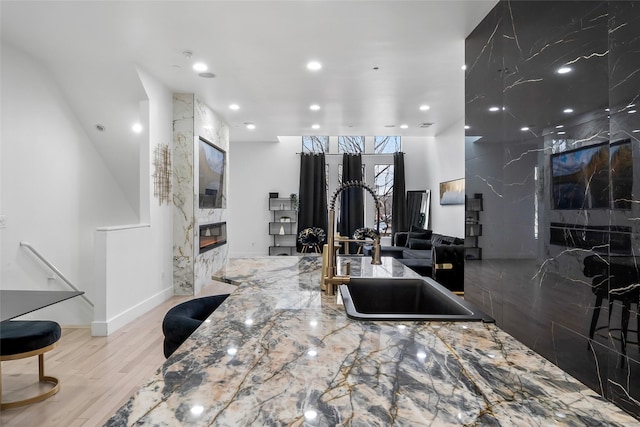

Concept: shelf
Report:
left=269, top=222, right=297, bottom=235
left=269, top=194, right=298, bottom=255
left=269, top=246, right=296, bottom=256
left=269, top=198, right=295, bottom=211
left=465, top=193, right=482, bottom=260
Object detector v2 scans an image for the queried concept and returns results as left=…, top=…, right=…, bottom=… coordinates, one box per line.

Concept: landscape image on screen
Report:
left=610, top=139, right=633, bottom=210
left=551, top=142, right=609, bottom=210
left=199, top=138, right=225, bottom=209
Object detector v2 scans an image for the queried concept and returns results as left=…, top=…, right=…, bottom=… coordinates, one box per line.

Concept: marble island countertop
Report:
left=105, top=256, right=637, bottom=426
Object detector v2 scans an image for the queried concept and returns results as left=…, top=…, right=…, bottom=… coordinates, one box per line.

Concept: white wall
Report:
left=91, top=67, right=175, bottom=336
left=228, top=138, right=299, bottom=257
left=1, top=44, right=137, bottom=325
left=427, top=120, right=466, bottom=238
left=228, top=135, right=431, bottom=257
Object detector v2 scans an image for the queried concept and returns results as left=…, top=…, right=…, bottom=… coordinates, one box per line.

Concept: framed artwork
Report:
left=439, top=178, right=465, bottom=205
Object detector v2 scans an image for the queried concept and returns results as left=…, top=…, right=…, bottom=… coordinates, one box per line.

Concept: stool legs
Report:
left=1, top=344, right=60, bottom=410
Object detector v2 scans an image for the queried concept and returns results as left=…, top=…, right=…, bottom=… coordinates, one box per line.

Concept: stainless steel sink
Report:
left=339, top=277, right=494, bottom=322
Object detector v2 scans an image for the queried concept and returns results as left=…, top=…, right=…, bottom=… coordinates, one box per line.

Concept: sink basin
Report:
left=339, top=277, right=494, bottom=322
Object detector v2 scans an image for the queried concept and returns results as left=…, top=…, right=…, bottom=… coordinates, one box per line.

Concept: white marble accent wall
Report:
left=172, top=93, right=229, bottom=295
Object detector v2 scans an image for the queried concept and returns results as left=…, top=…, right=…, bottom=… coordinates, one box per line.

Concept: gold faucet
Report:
left=322, top=181, right=382, bottom=295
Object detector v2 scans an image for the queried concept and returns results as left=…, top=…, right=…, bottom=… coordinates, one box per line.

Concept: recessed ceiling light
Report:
left=557, top=131, right=566, bottom=135
left=307, top=61, right=322, bottom=71
left=400, top=124, right=408, bottom=129
left=521, top=127, right=530, bottom=131
left=309, top=104, right=320, bottom=111
left=246, top=123, right=256, bottom=130
left=489, top=106, right=500, bottom=112
left=193, top=62, right=208, bottom=72
left=605, top=108, right=610, bottom=112
left=464, top=125, right=470, bottom=130
left=628, top=109, right=637, bottom=114
left=132, top=123, right=143, bottom=133
left=461, top=64, right=467, bottom=70
left=419, top=105, right=430, bottom=111
left=563, top=108, right=574, bottom=113
left=556, top=125, right=564, bottom=128
left=557, top=66, right=572, bottom=74
left=229, top=104, right=240, bottom=110
left=311, top=124, right=320, bottom=130
left=633, top=129, right=640, bottom=133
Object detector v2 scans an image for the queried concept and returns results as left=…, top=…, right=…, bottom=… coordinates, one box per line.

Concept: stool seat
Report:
left=162, top=294, right=230, bottom=358
left=0, top=321, right=61, bottom=356
left=0, top=320, right=62, bottom=410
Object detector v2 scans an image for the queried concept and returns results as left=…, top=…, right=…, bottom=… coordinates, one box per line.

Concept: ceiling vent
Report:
left=420, top=122, right=434, bottom=128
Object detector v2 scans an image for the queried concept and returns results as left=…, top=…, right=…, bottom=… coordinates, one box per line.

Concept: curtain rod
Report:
left=296, top=152, right=403, bottom=156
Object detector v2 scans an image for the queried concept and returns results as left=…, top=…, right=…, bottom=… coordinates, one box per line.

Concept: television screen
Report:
left=610, top=139, right=633, bottom=210
left=551, top=142, right=609, bottom=209
left=198, top=137, right=225, bottom=209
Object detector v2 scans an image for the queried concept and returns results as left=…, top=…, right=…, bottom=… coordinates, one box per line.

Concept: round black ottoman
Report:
left=162, top=294, right=230, bottom=358
left=0, top=320, right=62, bottom=409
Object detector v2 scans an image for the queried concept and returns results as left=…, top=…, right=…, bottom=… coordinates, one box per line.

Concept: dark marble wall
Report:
left=465, top=0, right=640, bottom=418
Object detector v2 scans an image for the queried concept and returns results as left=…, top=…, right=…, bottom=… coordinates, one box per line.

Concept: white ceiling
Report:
left=1, top=0, right=497, bottom=143
left=1, top=1, right=496, bottom=209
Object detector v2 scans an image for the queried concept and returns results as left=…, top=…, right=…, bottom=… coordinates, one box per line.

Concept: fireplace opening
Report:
left=199, top=222, right=227, bottom=253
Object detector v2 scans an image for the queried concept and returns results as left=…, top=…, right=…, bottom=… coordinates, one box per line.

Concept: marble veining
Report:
left=105, top=256, right=637, bottom=426
left=465, top=1, right=640, bottom=417
left=172, top=93, right=229, bottom=295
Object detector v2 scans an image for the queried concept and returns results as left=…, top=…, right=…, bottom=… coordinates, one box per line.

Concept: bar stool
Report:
left=162, top=294, right=230, bottom=358
left=0, top=320, right=62, bottom=410
left=298, top=227, right=326, bottom=254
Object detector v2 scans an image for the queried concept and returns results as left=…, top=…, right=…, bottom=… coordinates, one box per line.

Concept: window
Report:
left=337, top=164, right=366, bottom=223
left=374, top=136, right=401, bottom=154
left=374, top=164, right=394, bottom=235
left=300, top=136, right=399, bottom=236
left=302, top=136, right=329, bottom=153
left=338, top=136, right=364, bottom=153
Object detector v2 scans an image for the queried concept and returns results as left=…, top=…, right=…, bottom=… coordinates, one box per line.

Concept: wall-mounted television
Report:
left=198, top=137, right=226, bottom=209
left=551, top=142, right=609, bottom=209
left=610, top=139, right=633, bottom=210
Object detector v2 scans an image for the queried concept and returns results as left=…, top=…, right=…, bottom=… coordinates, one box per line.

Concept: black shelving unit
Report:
left=268, top=196, right=297, bottom=255
left=465, top=193, right=483, bottom=260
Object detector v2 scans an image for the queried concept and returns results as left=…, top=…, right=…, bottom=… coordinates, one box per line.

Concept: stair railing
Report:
left=20, top=241, right=94, bottom=307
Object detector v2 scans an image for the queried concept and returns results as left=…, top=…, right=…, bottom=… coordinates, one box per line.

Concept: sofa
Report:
left=378, top=226, right=466, bottom=293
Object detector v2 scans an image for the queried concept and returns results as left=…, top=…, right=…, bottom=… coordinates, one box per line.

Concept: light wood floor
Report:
left=0, top=280, right=237, bottom=426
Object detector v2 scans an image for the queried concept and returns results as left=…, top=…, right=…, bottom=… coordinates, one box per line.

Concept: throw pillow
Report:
left=405, top=231, right=432, bottom=246
left=410, top=225, right=432, bottom=235
left=408, top=238, right=432, bottom=250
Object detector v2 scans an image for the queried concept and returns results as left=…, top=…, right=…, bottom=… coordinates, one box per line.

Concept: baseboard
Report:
left=91, top=286, right=174, bottom=336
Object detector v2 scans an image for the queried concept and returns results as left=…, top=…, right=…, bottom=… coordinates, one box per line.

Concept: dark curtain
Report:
left=297, top=154, right=328, bottom=252
left=391, top=152, right=407, bottom=244
left=407, top=190, right=426, bottom=229
left=338, top=154, right=364, bottom=253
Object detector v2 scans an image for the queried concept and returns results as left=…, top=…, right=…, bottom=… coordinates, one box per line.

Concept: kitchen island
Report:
left=105, top=256, right=637, bottom=426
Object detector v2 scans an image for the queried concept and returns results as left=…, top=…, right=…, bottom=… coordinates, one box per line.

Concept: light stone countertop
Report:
left=105, top=256, right=638, bottom=426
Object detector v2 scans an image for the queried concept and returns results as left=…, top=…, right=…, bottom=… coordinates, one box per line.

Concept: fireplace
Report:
left=199, top=222, right=227, bottom=253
